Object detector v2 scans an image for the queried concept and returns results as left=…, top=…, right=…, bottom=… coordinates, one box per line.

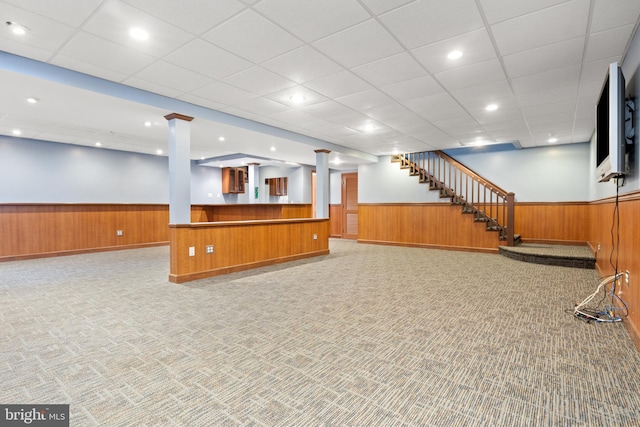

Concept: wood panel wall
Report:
left=0, top=204, right=169, bottom=260
left=169, top=219, right=330, bottom=283
left=588, top=193, right=640, bottom=349
left=0, top=203, right=312, bottom=261
left=358, top=203, right=502, bottom=252
left=329, top=204, right=342, bottom=237
left=514, top=202, right=590, bottom=244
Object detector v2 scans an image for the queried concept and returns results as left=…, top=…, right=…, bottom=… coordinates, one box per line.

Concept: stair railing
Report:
left=398, top=151, right=516, bottom=246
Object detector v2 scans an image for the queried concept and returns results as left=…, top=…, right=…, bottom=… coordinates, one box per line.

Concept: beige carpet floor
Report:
left=1, top=239, right=640, bottom=426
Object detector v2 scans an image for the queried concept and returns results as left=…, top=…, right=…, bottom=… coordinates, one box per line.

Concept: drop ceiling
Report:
left=0, top=0, right=639, bottom=169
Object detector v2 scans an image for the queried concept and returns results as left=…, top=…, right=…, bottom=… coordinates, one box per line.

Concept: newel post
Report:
left=506, top=192, right=515, bottom=246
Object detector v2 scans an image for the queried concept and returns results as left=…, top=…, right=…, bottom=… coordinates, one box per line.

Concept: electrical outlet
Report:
left=313, top=234, right=318, bottom=240
left=597, top=243, right=601, bottom=251
left=116, top=230, right=123, bottom=236
left=188, top=247, right=195, bottom=257
left=206, top=245, right=214, bottom=254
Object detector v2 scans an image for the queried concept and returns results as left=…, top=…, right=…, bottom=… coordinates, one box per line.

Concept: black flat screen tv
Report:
left=595, top=62, right=626, bottom=182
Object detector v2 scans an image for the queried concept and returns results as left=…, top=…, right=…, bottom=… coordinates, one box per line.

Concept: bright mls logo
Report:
left=1, top=405, right=69, bottom=426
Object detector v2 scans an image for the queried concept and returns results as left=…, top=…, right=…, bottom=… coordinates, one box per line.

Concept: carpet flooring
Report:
left=1, top=240, right=640, bottom=426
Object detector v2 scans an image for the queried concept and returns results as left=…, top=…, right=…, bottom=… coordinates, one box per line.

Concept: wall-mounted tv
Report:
left=595, top=62, right=627, bottom=182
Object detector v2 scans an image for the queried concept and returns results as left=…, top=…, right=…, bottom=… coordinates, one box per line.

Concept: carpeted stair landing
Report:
left=499, top=243, right=596, bottom=269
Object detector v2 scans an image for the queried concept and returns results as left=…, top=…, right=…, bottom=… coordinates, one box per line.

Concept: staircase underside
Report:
left=499, top=243, right=595, bottom=269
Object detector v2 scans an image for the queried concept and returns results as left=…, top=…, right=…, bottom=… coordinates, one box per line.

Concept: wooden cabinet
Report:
left=267, top=177, right=288, bottom=196
left=222, top=167, right=245, bottom=194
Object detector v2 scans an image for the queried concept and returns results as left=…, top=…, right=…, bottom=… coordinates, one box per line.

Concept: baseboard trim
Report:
left=357, top=239, right=499, bottom=254
left=0, top=242, right=169, bottom=262
left=169, top=249, right=330, bottom=283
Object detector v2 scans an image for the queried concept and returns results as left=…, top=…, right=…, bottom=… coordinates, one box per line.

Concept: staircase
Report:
left=392, top=151, right=519, bottom=246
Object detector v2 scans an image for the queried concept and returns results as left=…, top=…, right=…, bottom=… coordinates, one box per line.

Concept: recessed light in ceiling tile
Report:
left=485, top=103, right=498, bottom=111
left=156, top=149, right=163, bottom=155
left=26, top=97, right=38, bottom=104
left=6, top=21, right=29, bottom=35
left=12, top=129, right=21, bottom=136
left=129, top=27, right=149, bottom=41
left=144, top=121, right=152, bottom=127
left=95, top=142, right=102, bottom=147
left=447, top=50, right=463, bottom=60
left=362, top=123, right=376, bottom=132
left=270, top=146, right=276, bottom=152
left=548, top=137, right=558, bottom=143
left=289, top=94, right=306, bottom=104
left=218, top=136, right=225, bottom=142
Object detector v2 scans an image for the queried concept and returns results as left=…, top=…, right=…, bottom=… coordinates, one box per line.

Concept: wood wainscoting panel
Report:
left=0, top=204, right=169, bottom=260
left=358, top=203, right=501, bottom=251
left=329, top=204, right=342, bottom=237
left=514, top=202, right=590, bottom=243
left=588, top=194, right=640, bottom=350
left=169, top=218, right=330, bottom=282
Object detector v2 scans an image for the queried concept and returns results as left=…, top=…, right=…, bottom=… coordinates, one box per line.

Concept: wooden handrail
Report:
left=434, top=150, right=510, bottom=197
left=395, top=151, right=516, bottom=246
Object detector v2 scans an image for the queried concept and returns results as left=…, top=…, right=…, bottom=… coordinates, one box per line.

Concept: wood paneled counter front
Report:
left=169, top=218, right=330, bottom=283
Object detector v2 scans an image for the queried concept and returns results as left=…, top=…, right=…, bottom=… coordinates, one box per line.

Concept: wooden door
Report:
left=342, top=172, right=358, bottom=239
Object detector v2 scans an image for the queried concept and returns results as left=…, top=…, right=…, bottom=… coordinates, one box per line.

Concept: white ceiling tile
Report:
left=403, top=92, right=468, bottom=122
left=411, top=28, right=497, bottom=74
left=585, top=25, right=636, bottom=62
left=232, top=97, right=291, bottom=117
left=164, top=39, right=252, bottom=80
left=130, top=60, right=212, bottom=94
left=358, top=0, right=414, bottom=15
left=51, top=54, right=129, bottom=83
left=580, top=56, right=623, bottom=84
left=591, top=0, right=640, bottom=33
left=303, top=71, right=373, bottom=98
left=262, top=46, right=343, bottom=84
left=521, top=100, right=576, bottom=118
left=190, top=80, right=257, bottom=106
left=82, top=0, right=195, bottom=57
left=511, top=65, right=581, bottom=96
left=122, top=76, right=184, bottom=98
left=517, top=84, right=579, bottom=107
left=503, top=37, right=585, bottom=79
left=202, top=9, right=303, bottom=63
left=123, top=0, right=247, bottom=35
left=336, top=90, right=394, bottom=111
left=491, top=0, right=590, bottom=56
left=381, top=75, right=444, bottom=102
left=264, top=85, right=329, bottom=108
left=379, top=0, right=484, bottom=49
left=301, top=100, right=360, bottom=123
left=2, top=0, right=103, bottom=26
left=0, top=2, right=76, bottom=52
left=352, top=53, right=427, bottom=87
left=478, top=0, right=568, bottom=25
left=435, top=59, right=506, bottom=91
left=450, top=80, right=514, bottom=104
left=363, top=103, right=425, bottom=128
left=255, top=0, right=370, bottom=42
left=56, top=32, right=156, bottom=76
left=176, top=93, right=226, bottom=111
left=223, top=66, right=296, bottom=96
left=312, top=19, right=404, bottom=68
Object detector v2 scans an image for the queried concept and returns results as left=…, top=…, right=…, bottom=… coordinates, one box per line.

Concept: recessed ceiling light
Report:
left=6, top=21, right=29, bottom=35
left=26, top=97, right=38, bottom=104
left=548, top=137, right=558, bottom=143
left=485, top=103, right=498, bottom=111
left=144, top=121, right=152, bottom=127
left=129, top=27, right=149, bottom=41
left=12, top=129, right=21, bottom=136
left=95, top=142, right=102, bottom=147
left=362, top=123, right=375, bottom=132
left=270, top=146, right=276, bottom=152
left=218, top=136, right=225, bottom=142
left=447, top=50, right=463, bottom=60
left=289, top=94, right=306, bottom=104
left=156, top=149, right=163, bottom=155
